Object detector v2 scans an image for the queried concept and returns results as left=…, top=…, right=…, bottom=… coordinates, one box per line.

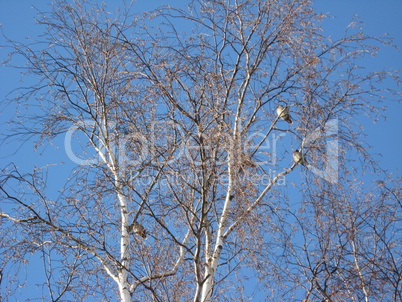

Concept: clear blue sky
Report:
left=0, top=0, right=401, bottom=300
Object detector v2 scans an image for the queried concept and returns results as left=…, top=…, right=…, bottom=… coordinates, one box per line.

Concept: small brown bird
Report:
left=293, top=149, right=308, bottom=166
left=130, top=222, right=147, bottom=239
left=276, top=105, right=293, bottom=124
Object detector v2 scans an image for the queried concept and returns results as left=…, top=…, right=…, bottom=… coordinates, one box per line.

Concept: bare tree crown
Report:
left=1, top=0, right=400, bottom=301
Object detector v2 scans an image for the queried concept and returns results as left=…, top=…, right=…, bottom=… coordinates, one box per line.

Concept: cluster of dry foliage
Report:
left=1, top=0, right=401, bottom=301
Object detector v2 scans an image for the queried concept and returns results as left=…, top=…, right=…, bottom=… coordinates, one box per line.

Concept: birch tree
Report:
left=1, top=0, right=400, bottom=301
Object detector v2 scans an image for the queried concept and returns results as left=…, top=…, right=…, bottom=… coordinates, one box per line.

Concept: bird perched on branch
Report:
left=293, top=150, right=308, bottom=166
left=276, top=105, right=293, bottom=124
left=130, top=222, right=147, bottom=239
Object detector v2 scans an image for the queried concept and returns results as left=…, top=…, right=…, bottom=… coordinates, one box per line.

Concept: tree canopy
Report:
left=1, top=0, right=401, bottom=301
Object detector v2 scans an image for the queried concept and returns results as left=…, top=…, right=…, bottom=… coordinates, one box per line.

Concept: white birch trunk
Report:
left=117, top=189, right=131, bottom=302
left=200, top=140, right=237, bottom=301
left=200, top=237, right=224, bottom=302
left=97, top=119, right=132, bottom=302
left=200, top=188, right=233, bottom=302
